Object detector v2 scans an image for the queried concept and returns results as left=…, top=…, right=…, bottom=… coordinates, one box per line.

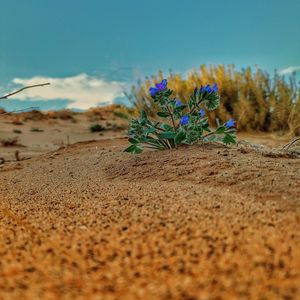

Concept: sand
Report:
left=0, top=134, right=300, bottom=300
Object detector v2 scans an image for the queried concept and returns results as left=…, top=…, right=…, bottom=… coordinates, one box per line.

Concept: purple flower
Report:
left=149, top=79, right=168, bottom=97
left=225, top=118, right=235, bottom=128
left=199, top=109, right=205, bottom=117
left=180, top=115, right=189, bottom=125
left=176, top=100, right=181, bottom=107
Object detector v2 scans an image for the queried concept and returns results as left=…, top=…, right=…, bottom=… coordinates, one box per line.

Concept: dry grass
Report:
left=46, top=109, right=77, bottom=121
left=84, top=104, right=128, bottom=121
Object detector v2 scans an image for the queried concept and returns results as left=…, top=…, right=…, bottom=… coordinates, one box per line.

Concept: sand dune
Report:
left=0, top=137, right=299, bottom=299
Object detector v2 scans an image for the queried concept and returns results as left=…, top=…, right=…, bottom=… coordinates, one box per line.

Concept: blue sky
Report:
left=0, top=0, right=299, bottom=110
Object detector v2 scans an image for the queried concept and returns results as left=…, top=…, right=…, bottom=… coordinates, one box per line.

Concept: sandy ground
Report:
left=0, top=131, right=300, bottom=299
left=0, top=109, right=128, bottom=162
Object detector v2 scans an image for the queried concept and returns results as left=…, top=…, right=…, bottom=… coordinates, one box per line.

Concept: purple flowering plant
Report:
left=125, top=79, right=236, bottom=153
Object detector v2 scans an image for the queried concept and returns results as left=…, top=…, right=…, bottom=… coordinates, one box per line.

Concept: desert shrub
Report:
left=85, top=105, right=123, bottom=121
left=13, top=129, right=22, bottom=134
left=31, top=128, right=44, bottom=132
left=85, top=108, right=107, bottom=121
left=125, top=79, right=236, bottom=153
left=0, top=137, right=19, bottom=147
left=11, top=119, right=24, bottom=125
left=22, top=110, right=47, bottom=121
left=129, top=65, right=300, bottom=136
left=47, top=110, right=76, bottom=122
left=89, top=124, right=106, bottom=132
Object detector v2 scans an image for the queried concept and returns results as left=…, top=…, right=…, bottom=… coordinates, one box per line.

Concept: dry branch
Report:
left=0, top=83, right=50, bottom=100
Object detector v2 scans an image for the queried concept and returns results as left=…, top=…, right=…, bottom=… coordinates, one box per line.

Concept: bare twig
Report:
left=282, top=137, right=300, bottom=151
left=0, top=83, right=50, bottom=100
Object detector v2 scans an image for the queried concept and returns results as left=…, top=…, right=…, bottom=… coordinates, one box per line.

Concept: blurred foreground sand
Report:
left=0, top=109, right=299, bottom=299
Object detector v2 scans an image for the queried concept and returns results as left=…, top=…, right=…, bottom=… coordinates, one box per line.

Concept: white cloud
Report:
left=278, top=66, right=300, bottom=76
left=10, top=73, right=126, bottom=110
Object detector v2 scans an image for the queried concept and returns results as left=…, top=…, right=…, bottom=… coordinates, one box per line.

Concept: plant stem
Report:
left=166, top=105, right=177, bottom=132
left=202, top=131, right=216, bottom=139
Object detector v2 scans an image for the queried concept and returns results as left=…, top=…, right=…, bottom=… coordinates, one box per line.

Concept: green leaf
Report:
left=144, top=127, right=156, bottom=135
left=158, top=131, right=176, bottom=139
left=124, top=144, right=136, bottom=153
left=157, top=111, right=169, bottom=118
left=215, top=126, right=226, bottom=134
left=175, top=131, right=186, bottom=144
left=133, top=146, right=143, bottom=153
left=128, top=138, right=139, bottom=144
left=141, top=110, right=147, bottom=120
left=204, top=94, right=220, bottom=111
left=175, top=104, right=186, bottom=111
left=202, top=124, right=211, bottom=132
left=185, top=130, right=199, bottom=144
left=161, top=123, right=173, bottom=131
left=140, top=110, right=148, bottom=125
left=223, top=133, right=236, bottom=145
left=124, top=144, right=143, bottom=154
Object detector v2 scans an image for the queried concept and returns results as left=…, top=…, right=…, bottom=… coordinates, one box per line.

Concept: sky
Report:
left=0, top=0, right=299, bottom=110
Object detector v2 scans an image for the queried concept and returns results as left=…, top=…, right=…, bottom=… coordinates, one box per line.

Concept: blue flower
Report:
left=225, top=118, right=235, bottom=128
left=199, top=83, right=218, bottom=94
left=155, top=79, right=167, bottom=90
left=212, top=83, right=218, bottom=93
left=205, top=85, right=212, bottom=93
left=199, top=109, right=205, bottom=117
left=176, top=100, right=181, bottom=107
left=180, top=115, right=189, bottom=125
left=149, top=87, right=158, bottom=97
left=149, top=79, right=168, bottom=97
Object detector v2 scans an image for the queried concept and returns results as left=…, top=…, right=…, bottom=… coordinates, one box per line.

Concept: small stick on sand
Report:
left=281, top=137, right=300, bottom=151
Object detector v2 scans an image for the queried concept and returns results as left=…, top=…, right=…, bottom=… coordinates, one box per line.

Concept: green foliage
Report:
left=124, top=80, right=236, bottom=153
left=89, top=124, right=106, bottom=132
left=128, top=65, right=300, bottom=136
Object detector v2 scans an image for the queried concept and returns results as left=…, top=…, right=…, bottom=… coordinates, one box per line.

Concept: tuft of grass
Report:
left=13, top=129, right=22, bottom=134
left=89, top=124, right=106, bottom=132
